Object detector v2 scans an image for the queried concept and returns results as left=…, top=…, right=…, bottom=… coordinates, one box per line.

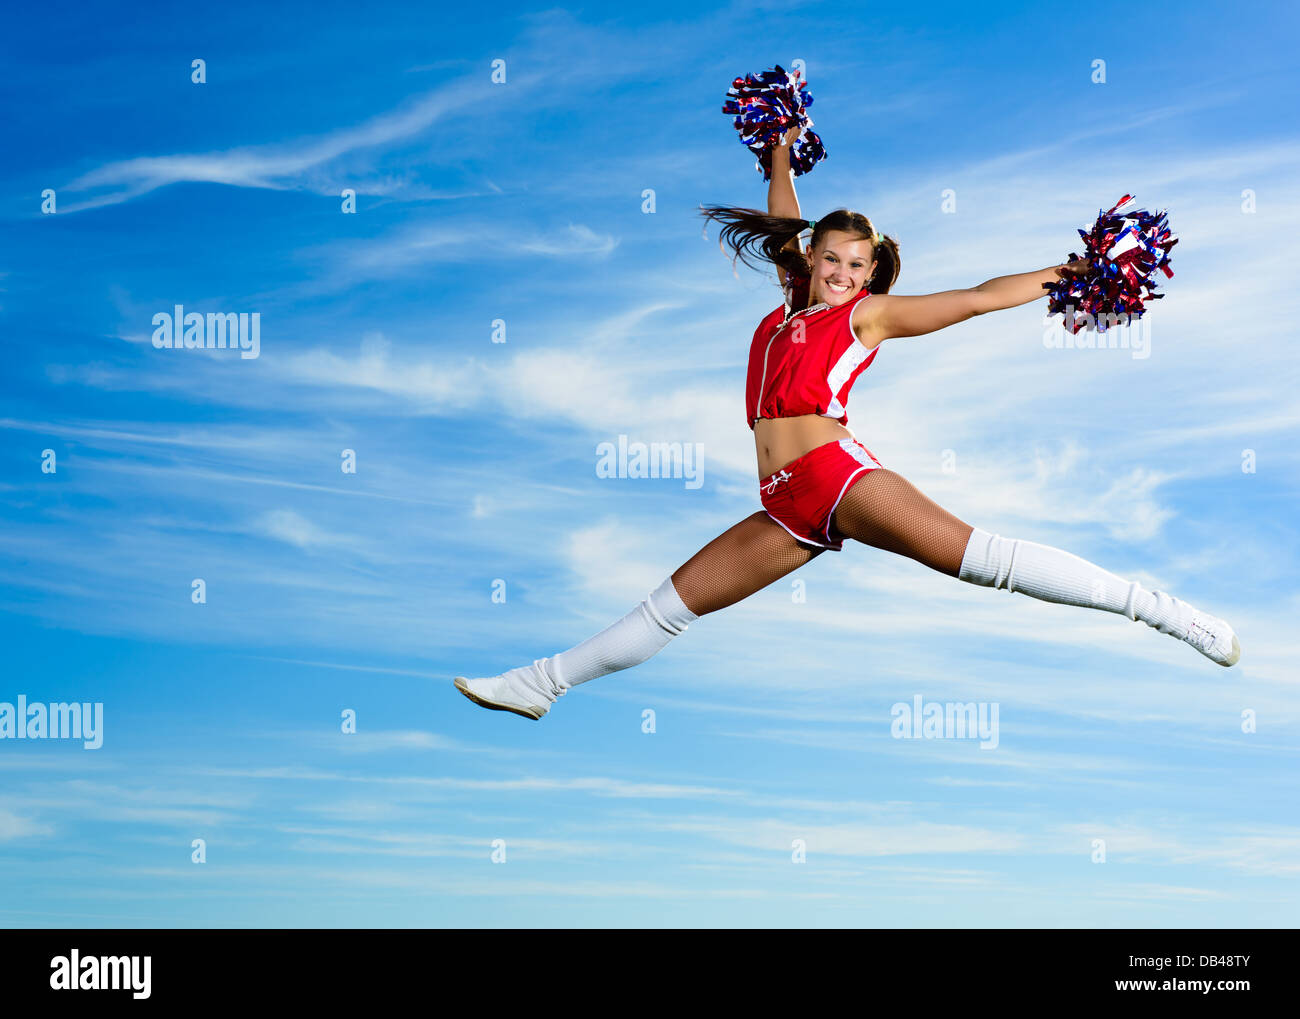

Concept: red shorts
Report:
left=759, top=438, right=884, bottom=551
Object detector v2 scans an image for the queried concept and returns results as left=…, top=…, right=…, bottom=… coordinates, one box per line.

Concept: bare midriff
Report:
left=754, top=414, right=854, bottom=479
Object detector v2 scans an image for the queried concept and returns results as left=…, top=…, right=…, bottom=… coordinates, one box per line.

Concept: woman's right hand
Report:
left=776, top=123, right=802, bottom=149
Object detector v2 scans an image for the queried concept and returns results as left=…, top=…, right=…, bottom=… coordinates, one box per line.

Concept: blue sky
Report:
left=1, top=0, right=1298, bottom=928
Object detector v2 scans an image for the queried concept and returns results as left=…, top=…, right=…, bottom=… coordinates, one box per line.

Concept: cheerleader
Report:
left=456, top=126, right=1239, bottom=720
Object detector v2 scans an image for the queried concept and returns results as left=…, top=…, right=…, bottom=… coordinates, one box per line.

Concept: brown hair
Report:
left=699, top=205, right=901, bottom=299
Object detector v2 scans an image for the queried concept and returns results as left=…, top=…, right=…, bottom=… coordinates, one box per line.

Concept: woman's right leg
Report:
left=671, top=510, right=825, bottom=616
left=455, top=512, right=823, bottom=718
left=830, top=468, right=1240, bottom=666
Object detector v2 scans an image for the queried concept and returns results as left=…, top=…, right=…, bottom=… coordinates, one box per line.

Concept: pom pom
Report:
left=1046, top=195, right=1177, bottom=333
left=722, top=65, right=826, bottom=181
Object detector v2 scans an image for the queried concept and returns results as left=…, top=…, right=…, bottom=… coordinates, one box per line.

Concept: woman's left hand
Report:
left=1056, top=257, right=1093, bottom=277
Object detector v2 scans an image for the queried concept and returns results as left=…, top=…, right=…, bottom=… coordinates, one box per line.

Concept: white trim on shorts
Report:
left=763, top=509, right=835, bottom=550
left=824, top=439, right=883, bottom=544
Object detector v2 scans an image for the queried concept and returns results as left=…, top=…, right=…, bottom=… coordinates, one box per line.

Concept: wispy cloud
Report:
left=57, top=78, right=486, bottom=212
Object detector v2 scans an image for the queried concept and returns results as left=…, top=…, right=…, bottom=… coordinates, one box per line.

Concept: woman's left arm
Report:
left=853, top=259, right=1090, bottom=347
left=769, top=126, right=804, bottom=287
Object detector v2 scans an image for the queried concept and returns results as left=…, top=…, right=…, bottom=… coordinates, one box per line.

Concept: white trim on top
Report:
left=824, top=291, right=876, bottom=419
left=755, top=300, right=832, bottom=424
left=848, top=289, right=873, bottom=345
left=825, top=342, right=870, bottom=419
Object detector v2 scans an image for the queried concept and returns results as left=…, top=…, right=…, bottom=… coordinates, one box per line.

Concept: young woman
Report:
left=455, top=128, right=1240, bottom=720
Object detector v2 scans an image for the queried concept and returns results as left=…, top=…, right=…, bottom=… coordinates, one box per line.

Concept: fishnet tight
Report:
left=670, top=470, right=973, bottom=617
left=831, top=468, right=974, bottom=578
left=671, top=512, right=823, bottom=616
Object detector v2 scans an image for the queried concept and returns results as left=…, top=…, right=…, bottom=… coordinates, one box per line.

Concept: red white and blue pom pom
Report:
left=1047, top=195, right=1177, bottom=333
left=722, top=65, right=826, bottom=181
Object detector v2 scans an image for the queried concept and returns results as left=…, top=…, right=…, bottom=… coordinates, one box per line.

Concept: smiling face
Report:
left=806, top=229, right=877, bottom=306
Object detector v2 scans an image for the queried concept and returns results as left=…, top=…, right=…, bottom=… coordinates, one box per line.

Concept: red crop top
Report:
left=745, top=286, right=878, bottom=430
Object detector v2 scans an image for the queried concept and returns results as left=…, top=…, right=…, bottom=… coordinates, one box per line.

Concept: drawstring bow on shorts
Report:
left=760, top=469, right=792, bottom=495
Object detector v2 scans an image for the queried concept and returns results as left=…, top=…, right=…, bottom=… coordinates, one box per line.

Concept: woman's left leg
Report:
left=830, top=468, right=1240, bottom=665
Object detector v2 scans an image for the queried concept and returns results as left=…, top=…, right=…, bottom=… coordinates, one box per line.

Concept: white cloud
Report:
left=0, top=808, right=52, bottom=842
left=649, top=815, right=1025, bottom=857
left=257, top=509, right=346, bottom=549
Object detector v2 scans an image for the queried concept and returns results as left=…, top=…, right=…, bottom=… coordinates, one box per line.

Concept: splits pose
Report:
left=455, top=130, right=1240, bottom=720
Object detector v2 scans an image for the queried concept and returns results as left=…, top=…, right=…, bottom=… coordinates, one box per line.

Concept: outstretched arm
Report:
left=769, top=126, right=803, bottom=287
left=853, top=259, right=1091, bottom=348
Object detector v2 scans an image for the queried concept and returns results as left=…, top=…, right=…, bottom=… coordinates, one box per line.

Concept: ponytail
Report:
left=698, top=204, right=809, bottom=282
left=868, top=233, right=901, bottom=294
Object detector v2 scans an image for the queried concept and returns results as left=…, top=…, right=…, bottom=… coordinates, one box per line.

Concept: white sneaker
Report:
left=1152, top=592, right=1241, bottom=667
left=453, top=659, right=562, bottom=720
left=1180, top=610, right=1241, bottom=667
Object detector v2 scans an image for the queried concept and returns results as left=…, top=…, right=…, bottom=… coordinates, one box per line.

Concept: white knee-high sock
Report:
left=541, top=576, right=699, bottom=691
left=957, top=527, right=1183, bottom=635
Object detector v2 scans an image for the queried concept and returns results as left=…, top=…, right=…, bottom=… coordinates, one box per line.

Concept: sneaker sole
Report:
left=1223, top=635, right=1241, bottom=667
left=453, top=676, right=544, bottom=720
